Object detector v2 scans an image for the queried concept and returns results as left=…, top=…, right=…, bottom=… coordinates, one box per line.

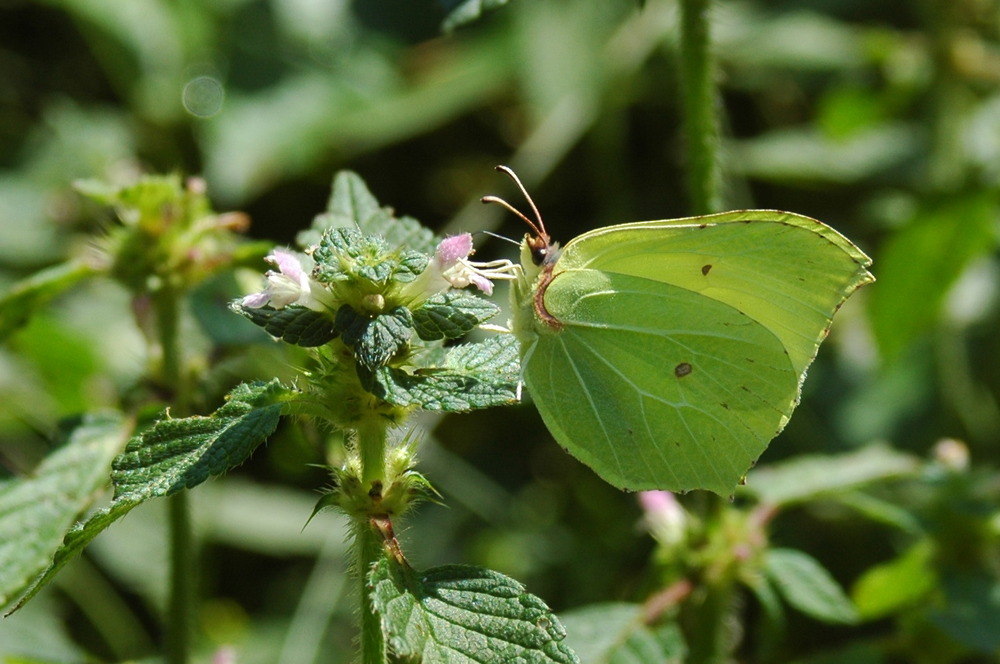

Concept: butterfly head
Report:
left=481, top=165, right=559, bottom=267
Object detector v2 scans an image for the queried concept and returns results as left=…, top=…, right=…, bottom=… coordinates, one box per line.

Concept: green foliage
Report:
left=2, top=0, right=1000, bottom=662
left=411, top=291, right=501, bottom=342
left=560, top=603, right=686, bottom=664
left=369, top=557, right=578, bottom=663
left=0, top=413, right=130, bottom=609
left=233, top=170, right=520, bottom=424
left=869, top=193, right=998, bottom=361
left=0, top=261, right=98, bottom=342
left=762, top=549, right=859, bottom=625
left=8, top=380, right=289, bottom=613
left=300, top=172, right=440, bottom=255
left=371, top=334, right=520, bottom=411
left=229, top=303, right=338, bottom=347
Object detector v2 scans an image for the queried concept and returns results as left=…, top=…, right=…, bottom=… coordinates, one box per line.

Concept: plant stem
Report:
left=153, top=287, right=183, bottom=402
left=153, top=286, right=194, bottom=664
left=166, top=491, right=194, bottom=664
left=357, top=519, right=387, bottom=664
left=679, top=0, right=721, bottom=214
left=356, top=422, right=389, bottom=664
left=359, top=421, right=387, bottom=488
left=685, top=577, right=736, bottom=664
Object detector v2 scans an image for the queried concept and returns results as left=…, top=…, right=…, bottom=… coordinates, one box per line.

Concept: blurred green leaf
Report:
left=559, top=603, right=686, bottom=664
left=0, top=596, right=87, bottom=662
left=0, top=261, right=99, bottom=342
left=831, top=491, right=923, bottom=535
left=730, top=124, right=918, bottom=184
left=719, top=9, right=865, bottom=71
left=851, top=540, right=936, bottom=620
left=870, top=193, right=998, bottom=360
left=763, top=549, right=859, bottom=624
left=743, top=444, right=920, bottom=506
left=369, top=557, right=578, bottom=663
left=0, top=412, right=129, bottom=610
left=202, top=39, right=513, bottom=203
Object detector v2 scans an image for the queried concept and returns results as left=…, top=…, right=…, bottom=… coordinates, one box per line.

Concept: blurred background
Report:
left=1, top=0, right=999, bottom=662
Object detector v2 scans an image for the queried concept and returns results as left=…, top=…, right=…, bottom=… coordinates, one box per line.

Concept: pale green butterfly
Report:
left=483, top=166, right=874, bottom=495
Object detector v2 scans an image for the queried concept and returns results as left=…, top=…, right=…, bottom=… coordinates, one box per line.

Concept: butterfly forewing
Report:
left=556, top=211, right=873, bottom=375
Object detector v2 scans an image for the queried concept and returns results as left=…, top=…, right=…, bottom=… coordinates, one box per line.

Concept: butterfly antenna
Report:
left=476, top=229, right=520, bottom=247
left=480, top=165, right=548, bottom=239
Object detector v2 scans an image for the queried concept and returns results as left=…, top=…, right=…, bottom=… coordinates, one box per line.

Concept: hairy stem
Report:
left=356, top=422, right=389, bottom=664
left=357, top=519, right=387, bottom=664
left=679, top=0, right=721, bottom=214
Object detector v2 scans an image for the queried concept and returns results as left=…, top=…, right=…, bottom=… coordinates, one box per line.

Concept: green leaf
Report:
left=369, top=558, right=578, bottom=664
left=831, top=491, right=924, bottom=534
left=742, top=444, right=920, bottom=506
left=851, top=540, right=936, bottom=620
left=313, top=227, right=389, bottom=284
left=0, top=413, right=129, bottom=610
left=336, top=305, right=413, bottom=373
left=8, top=380, right=289, bottom=613
left=730, top=124, right=917, bottom=184
left=442, top=0, right=513, bottom=32
left=313, top=227, right=429, bottom=288
left=112, top=380, right=288, bottom=496
left=301, top=171, right=438, bottom=256
left=412, top=291, right=501, bottom=341
left=763, top=549, right=859, bottom=625
left=230, top=302, right=338, bottom=347
left=870, top=193, right=997, bottom=360
left=745, top=575, right=787, bottom=659
left=324, top=170, right=386, bottom=230
left=559, top=603, right=686, bottom=664
left=607, top=623, right=685, bottom=664
left=373, top=335, right=520, bottom=411
left=0, top=260, right=98, bottom=341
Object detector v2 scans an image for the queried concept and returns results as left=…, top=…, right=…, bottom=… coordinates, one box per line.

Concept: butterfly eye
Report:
left=527, top=236, right=549, bottom=266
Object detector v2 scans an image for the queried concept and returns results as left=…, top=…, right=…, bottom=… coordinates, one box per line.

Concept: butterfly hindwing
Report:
left=524, top=268, right=797, bottom=493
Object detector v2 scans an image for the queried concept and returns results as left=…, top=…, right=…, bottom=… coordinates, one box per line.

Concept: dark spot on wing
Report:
left=675, top=362, right=693, bottom=378
left=701, top=264, right=712, bottom=276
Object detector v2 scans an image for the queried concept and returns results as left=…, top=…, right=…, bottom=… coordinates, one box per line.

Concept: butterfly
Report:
left=483, top=166, right=873, bottom=494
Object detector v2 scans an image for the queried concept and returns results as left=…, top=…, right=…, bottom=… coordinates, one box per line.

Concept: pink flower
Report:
left=410, top=233, right=517, bottom=298
left=639, top=490, right=687, bottom=547
left=241, top=248, right=335, bottom=312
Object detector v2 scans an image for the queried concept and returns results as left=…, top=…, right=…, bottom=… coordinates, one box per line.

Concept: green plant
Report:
left=3, top=0, right=1000, bottom=662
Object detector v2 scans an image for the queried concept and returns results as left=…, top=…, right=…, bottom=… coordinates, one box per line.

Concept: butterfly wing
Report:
left=518, top=210, right=873, bottom=493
